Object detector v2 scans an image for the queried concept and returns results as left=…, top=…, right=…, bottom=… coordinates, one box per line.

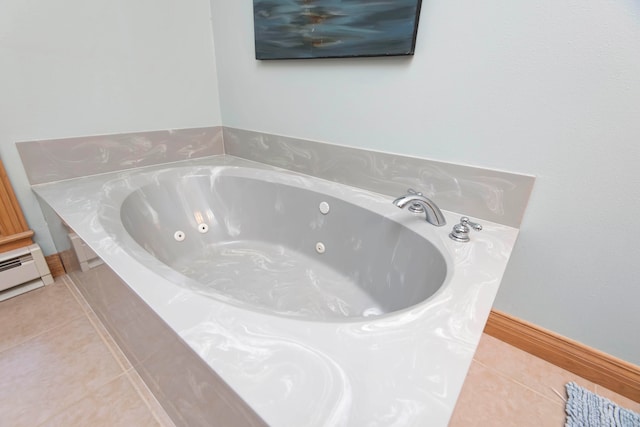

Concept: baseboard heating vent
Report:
left=0, top=244, right=54, bottom=302
left=0, top=251, right=35, bottom=271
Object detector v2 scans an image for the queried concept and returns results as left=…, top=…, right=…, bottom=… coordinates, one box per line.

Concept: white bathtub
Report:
left=101, top=165, right=450, bottom=321
left=34, top=156, right=519, bottom=426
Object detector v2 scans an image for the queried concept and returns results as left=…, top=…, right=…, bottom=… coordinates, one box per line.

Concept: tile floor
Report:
left=1, top=277, right=638, bottom=426
left=0, top=276, right=175, bottom=427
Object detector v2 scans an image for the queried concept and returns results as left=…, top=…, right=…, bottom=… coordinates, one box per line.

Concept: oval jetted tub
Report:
left=34, top=156, right=519, bottom=426
left=110, top=167, right=449, bottom=321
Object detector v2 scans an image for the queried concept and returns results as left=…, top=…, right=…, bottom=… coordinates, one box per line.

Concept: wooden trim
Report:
left=0, top=159, right=30, bottom=233
left=485, top=309, right=640, bottom=402
left=0, top=230, right=34, bottom=245
left=0, top=157, right=34, bottom=253
left=45, top=253, right=66, bottom=278
left=0, top=230, right=35, bottom=252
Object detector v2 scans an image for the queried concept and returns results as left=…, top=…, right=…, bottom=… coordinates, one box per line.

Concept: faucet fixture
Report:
left=449, top=217, right=482, bottom=242
left=393, top=189, right=446, bottom=227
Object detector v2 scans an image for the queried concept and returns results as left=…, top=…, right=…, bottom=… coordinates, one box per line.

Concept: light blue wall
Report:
left=0, top=0, right=222, bottom=253
left=209, top=0, right=640, bottom=364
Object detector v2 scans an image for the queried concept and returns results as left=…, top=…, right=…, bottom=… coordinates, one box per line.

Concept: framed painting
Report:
left=253, top=0, right=423, bottom=60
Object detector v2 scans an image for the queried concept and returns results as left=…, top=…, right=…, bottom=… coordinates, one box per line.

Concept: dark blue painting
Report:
left=254, top=0, right=422, bottom=59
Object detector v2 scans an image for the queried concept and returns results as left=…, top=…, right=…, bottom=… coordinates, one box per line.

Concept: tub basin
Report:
left=112, top=168, right=448, bottom=321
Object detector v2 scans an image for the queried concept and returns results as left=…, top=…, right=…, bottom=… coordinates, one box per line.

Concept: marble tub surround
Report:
left=223, top=127, right=535, bottom=228
left=33, top=156, right=520, bottom=426
left=16, top=127, right=223, bottom=185
left=66, top=263, right=267, bottom=427
left=17, top=125, right=534, bottom=228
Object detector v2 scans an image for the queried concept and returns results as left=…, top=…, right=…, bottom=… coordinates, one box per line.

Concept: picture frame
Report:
left=254, top=0, right=423, bottom=60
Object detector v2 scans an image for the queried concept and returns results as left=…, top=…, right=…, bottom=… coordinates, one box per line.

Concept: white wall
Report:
left=210, top=0, right=640, bottom=364
left=0, top=0, right=222, bottom=253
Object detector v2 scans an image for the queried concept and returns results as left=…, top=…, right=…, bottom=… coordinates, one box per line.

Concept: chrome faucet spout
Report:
left=393, top=193, right=447, bottom=227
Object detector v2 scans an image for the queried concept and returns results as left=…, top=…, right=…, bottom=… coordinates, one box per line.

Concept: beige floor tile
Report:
left=0, top=315, right=125, bottom=426
left=594, top=385, right=640, bottom=412
left=40, top=374, right=160, bottom=427
left=0, top=278, right=85, bottom=353
left=85, top=309, right=133, bottom=372
left=473, top=333, right=596, bottom=404
left=450, top=361, right=566, bottom=427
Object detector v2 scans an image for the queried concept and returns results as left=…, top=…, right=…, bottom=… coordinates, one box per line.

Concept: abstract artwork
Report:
left=253, top=0, right=422, bottom=60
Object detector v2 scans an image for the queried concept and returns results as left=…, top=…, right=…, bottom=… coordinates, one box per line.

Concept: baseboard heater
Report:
left=0, top=244, right=54, bottom=301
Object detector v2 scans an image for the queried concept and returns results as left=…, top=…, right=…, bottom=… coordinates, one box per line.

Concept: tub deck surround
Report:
left=32, top=156, right=519, bottom=426
left=223, top=127, right=535, bottom=228
left=16, top=127, right=224, bottom=185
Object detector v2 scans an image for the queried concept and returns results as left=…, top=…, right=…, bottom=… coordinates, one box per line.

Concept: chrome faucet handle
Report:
left=405, top=189, right=425, bottom=213
left=461, top=217, right=482, bottom=231
left=449, top=217, right=482, bottom=242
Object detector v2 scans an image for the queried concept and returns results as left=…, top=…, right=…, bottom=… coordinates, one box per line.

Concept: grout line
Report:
left=84, top=310, right=132, bottom=373
left=472, top=359, right=566, bottom=407
left=474, top=334, right=598, bottom=401
left=60, top=275, right=95, bottom=316
left=0, top=279, right=86, bottom=356
left=63, top=275, right=175, bottom=426
left=124, top=368, right=177, bottom=427
left=34, top=371, right=132, bottom=427
left=0, top=312, right=86, bottom=356
left=63, top=275, right=132, bottom=373
left=552, top=387, right=568, bottom=403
